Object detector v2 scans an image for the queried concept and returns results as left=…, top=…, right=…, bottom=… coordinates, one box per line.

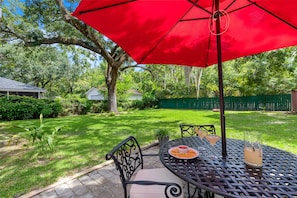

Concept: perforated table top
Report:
left=159, top=136, right=297, bottom=198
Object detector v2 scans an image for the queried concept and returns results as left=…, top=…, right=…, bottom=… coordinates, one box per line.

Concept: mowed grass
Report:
left=0, top=109, right=296, bottom=197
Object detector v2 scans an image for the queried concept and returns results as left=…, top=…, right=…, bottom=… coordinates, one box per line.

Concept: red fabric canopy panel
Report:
left=73, top=0, right=297, bottom=67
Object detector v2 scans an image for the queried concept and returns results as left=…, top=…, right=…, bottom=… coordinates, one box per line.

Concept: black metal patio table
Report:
left=159, top=136, right=297, bottom=198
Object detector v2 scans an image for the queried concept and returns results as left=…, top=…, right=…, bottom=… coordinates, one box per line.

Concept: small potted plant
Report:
left=155, top=128, right=170, bottom=146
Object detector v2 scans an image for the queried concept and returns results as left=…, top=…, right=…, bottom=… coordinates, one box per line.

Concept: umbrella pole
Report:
left=215, top=0, right=227, bottom=158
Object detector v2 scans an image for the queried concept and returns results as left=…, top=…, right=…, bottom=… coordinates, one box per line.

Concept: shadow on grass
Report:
left=1, top=109, right=296, bottom=197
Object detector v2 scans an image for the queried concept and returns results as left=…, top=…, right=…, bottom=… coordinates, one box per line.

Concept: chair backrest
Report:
left=180, top=124, right=216, bottom=137
left=106, top=136, right=143, bottom=196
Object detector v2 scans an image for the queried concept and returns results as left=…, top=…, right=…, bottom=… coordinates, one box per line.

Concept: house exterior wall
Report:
left=0, top=77, right=45, bottom=99
left=129, top=94, right=143, bottom=101
left=86, top=88, right=104, bottom=100
left=0, top=91, right=40, bottom=99
left=86, top=88, right=142, bottom=101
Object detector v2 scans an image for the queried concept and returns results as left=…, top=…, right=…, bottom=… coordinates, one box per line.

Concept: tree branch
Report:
left=111, top=45, right=120, bottom=57
left=1, top=27, right=27, bottom=43
left=24, top=36, right=101, bottom=53
left=54, top=0, right=116, bottom=65
left=121, top=64, right=154, bottom=77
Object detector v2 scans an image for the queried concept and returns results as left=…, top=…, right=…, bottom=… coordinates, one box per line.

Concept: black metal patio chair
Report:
left=179, top=124, right=216, bottom=198
left=106, top=136, right=184, bottom=198
left=180, top=124, right=216, bottom=137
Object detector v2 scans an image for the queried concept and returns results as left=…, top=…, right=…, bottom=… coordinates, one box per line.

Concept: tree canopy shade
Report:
left=0, top=43, right=91, bottom=97
left=1, top=0, right=139, bottom=113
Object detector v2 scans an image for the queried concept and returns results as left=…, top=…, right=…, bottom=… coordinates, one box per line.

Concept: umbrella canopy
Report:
left=73, top=0, right=297, bottom=157
left=73, top=0, right=297, bottom=66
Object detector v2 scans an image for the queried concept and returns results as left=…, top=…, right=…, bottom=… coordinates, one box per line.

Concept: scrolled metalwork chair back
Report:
left=180, top=124, right=216, bottom=137
left=106, top=136, right=143, bottom=196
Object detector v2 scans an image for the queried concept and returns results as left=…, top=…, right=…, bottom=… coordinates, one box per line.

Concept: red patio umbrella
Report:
left=73, top=0, right=297, bottom=157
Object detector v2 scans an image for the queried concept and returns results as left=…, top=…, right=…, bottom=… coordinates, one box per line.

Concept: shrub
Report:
left=154, top=128, right=170, bottom=138
left=48, top=100, right=62, bottom=118
left=0, top=96, right=62, bottom=121
left=89, top=101, right=108, bottom=113
left=57, top=97, right=92, bottom=116
left=128, top=95, right=158, bottom=110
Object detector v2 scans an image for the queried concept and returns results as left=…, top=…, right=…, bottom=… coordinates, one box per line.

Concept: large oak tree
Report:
left=1, top=0, right=141, bottom=113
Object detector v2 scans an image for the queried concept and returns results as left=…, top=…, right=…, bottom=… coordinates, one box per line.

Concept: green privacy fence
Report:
left=158, top=94, right=291, bottom=111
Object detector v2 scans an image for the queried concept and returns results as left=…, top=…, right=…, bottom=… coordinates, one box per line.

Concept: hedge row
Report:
left=0, top=96, right=110, bottom=121
left=0, top=96, right=62, bottom=121
left=56, top=98, right=108, bottom=116
left=0, top=95, right=158, bottom=121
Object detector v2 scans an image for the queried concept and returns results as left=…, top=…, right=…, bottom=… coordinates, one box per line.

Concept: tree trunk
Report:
left=184, top=66, right=192, bottom=87
left=196, top=69, right=203, bottom=99
left=106, top=63, right=119, bottom=113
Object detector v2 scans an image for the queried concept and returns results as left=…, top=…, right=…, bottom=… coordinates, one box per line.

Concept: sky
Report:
left=2, top=0, right=79, bottom=14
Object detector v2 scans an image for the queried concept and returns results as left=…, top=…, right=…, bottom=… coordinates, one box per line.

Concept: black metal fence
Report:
left=158, top=94, right=291, bottom=111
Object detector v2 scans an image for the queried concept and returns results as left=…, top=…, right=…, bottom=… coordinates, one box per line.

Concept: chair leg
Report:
left=187, top=182, right=203, bottom=198
left=197, top=188, right=203, bottom=198
left=187, top=182, right=190, bottom=198
left=204, top=191, right=215, bottom=198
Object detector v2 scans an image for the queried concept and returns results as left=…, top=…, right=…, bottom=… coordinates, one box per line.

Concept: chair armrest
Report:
left=142, top=153, right=159, bottom=157
left=126, top=180, right=182, bottom=198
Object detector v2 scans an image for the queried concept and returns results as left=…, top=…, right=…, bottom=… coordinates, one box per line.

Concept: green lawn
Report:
left=0, top=109, right=296, bottom=197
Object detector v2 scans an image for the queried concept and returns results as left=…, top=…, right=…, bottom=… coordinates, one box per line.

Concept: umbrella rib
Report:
left=180, top=17, right=209, bottom=22
left=175, top=1, right=253, bottom=22
left=184, top=1, right=254, bottom=19
left=187, top=0, right=212, bottom=15
left=227, top=2, right=254, bottom=14
left=247, top=0, right=297, bottom=30
left=77, top=0, right=136, bottom=15
left=139, top=3, right=198, bottom=63
left=225, top=0, right=255, bottom=14
left=224, top=0, right=237, bottom=11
